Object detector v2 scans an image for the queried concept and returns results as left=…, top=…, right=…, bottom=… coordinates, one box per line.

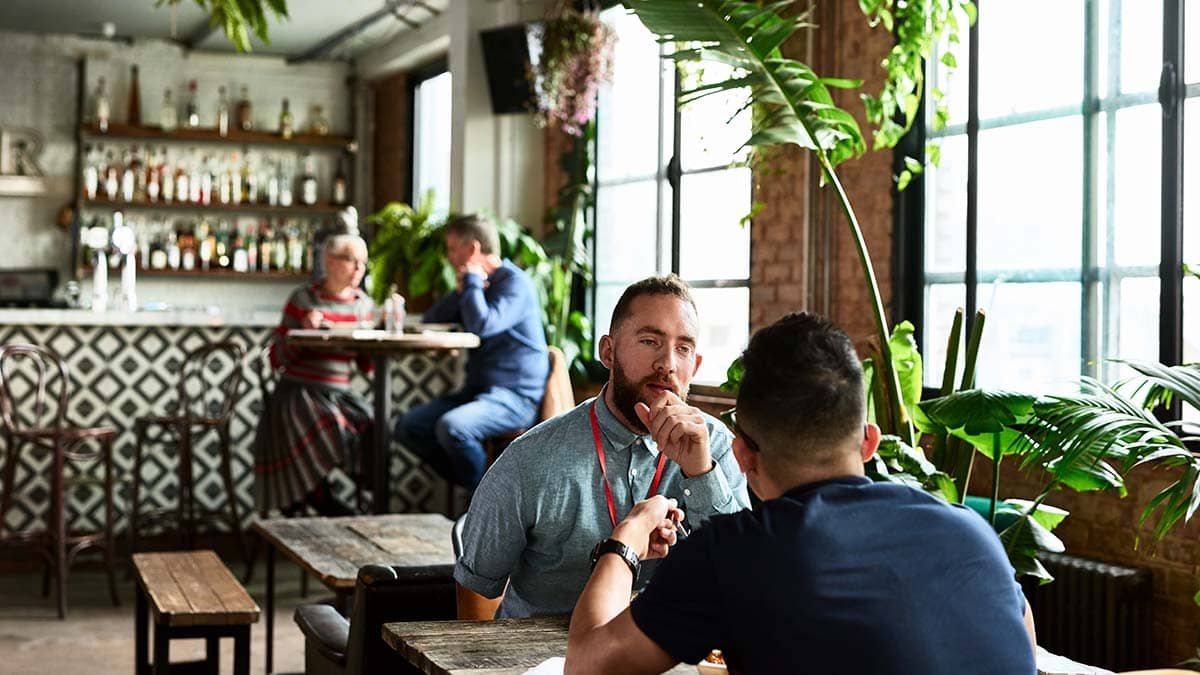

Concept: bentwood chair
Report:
left=129, top=341, right=249, bottom=568
left=0, top=343, right=120, bottom=618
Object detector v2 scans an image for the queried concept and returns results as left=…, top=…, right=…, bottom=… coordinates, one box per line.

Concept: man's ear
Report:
left=731, top=435, right=757, bottom=476
left=861, top=423, right=881, bottom=463
left=598, top=334, right=614, bottom=369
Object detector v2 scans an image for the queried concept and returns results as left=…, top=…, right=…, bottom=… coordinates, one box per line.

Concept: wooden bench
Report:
left=132, top=550, right=261, bottom=675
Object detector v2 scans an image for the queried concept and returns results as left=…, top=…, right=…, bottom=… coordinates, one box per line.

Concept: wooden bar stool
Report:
left=0, top=343, right=120, bottom=618
left=129, top=341, right=250, bottom=568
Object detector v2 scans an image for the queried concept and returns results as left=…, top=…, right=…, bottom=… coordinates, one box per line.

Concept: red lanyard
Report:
left=590, top=401, right=668, bottom=529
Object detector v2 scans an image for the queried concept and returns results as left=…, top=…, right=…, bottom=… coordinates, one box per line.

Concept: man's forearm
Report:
left=566, top=556, right=634, bottom=673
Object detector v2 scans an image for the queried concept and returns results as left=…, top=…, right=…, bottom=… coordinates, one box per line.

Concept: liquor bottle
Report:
left=216, top=85, right=230, bottom=137
left=236, top=84, right=252, bottom=131
left=299, top=151, right=318, bottom=206
left=103, top=149, right=119, bottom=199
left=259, top=222, right=273, bottom=271
left=272, top=223, right=288, bottom=271
left=216, top=219, right=231, bottom=268
left=278, top=160, right=293, bottom=207
left=217, top=156, right=232, bottom=205
left=146, top=147, right=160, bottom=202
left=232, top=229, right=248, bottom=272
left=332, top=155, right=348, bottom=205
left=159, top=88, right=177, bottom=132
left=120, top=148, right=135, bottom=201
left=150, top=230, right=169, bottom=270
left=279, top=97, right=293, bottom=139
left=159, top=147, right=173, bottom=202
left=197, top=218, right=213, bottom=270
left=264, top=158, right=279, bottom=206
left=132, top=145, right=148, bottom=201
left=240, top=150, right=256, bottom=204
left=174, top=156, right=190, bottom=205
left=185, top=80, right=200, bottom=128
left=308, top=105, right=329, bottom=136
left=178, top=224, right=194, bottom=270
left=228, top=151, right=243, bottom=204
left=94, top=77, right=110, bottom=132
left=127, top=65, right=141, bottom=126
left=245, top=225, right=258, bottom=271
left=83, top=145, right=99, bottom=200
left=195, top=153, right=211, bottom=204
left=286, top=224, right=303, bottom=272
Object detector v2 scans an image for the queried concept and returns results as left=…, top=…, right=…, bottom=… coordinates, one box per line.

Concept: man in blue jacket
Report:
left=395, top=213, right=548, bottom=490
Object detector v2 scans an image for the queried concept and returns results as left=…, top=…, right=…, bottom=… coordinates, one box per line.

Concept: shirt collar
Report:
left=782, top=474, right=871, bottom=500
left=592, top=385, right=660, bottom=457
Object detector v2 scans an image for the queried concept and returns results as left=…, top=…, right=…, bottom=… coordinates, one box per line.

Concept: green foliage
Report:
left=157, top=0, right=288, bottom=52
left=857, top=0, right=976, bottom=187
left=365, top=191, right=451, bottom=307
left=865, top=434, right=957, bottom=503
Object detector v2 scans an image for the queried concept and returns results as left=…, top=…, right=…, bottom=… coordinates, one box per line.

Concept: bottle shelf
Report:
left=80, top=123, right=355, bottom=151
left=78, top=265, right=307, bottom=280
left=81, top=196, right=347, bottom=217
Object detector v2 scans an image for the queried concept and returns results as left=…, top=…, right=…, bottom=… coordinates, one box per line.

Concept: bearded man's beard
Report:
left=609, top=353, right=686, bottom=433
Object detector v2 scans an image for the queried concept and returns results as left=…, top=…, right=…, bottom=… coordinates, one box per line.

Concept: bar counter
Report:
left=0, top=308, right=463, bottom=537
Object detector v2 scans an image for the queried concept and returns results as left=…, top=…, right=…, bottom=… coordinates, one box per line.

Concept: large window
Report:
left=913, top=1, right=1195, bottom=396
left=593, top=8, right=751, bottom=385
left=410, top=62, right=452, bottom=219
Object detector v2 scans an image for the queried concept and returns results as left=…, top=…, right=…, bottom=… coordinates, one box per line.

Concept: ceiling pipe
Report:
left=289, top=0, right=425, bottom=64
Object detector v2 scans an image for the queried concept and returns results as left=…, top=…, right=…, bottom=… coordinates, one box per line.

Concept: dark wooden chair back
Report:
left=0, top=343, right=70, bottom=434
left=175, top=341, right=245, bottom=423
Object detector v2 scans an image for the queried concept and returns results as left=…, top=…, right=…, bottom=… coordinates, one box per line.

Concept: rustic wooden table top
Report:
left=382, top=616, right=695, bottom=675
left=286, top=328, right=480, bottom=354
left=251, top=513, right=456, bottom=590
left=132, top=550, right=260, bottom=626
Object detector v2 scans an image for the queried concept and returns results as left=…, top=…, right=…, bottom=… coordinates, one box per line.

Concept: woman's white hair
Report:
left=323, top=233, right=368, bottom=258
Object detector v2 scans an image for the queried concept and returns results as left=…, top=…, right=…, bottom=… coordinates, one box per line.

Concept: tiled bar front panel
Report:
left=0, top=322, right=462, bottom=535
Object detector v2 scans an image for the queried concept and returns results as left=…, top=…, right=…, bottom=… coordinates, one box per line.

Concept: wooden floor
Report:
left=0, top=552, right=311, bottom=675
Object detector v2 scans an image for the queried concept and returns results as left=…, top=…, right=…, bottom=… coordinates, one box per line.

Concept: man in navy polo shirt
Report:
left=566, top=312, right=1038, bottom=675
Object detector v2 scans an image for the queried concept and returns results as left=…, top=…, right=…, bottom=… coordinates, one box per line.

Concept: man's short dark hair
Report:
left=736, top=312, right=865, bottom=463
left=445, top=213, right=500, bottom=255
left=609, top=275, right=698, bottom=332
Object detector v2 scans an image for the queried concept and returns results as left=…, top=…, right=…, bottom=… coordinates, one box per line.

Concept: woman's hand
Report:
left=301, top=310, right=324, bottom=329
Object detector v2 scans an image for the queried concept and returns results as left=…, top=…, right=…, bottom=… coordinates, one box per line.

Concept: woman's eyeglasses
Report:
left=329, top=253, right=368, bottom=268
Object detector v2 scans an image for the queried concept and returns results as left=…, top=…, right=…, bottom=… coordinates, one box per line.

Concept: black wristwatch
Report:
left=590, top=538, right=641, bottom=585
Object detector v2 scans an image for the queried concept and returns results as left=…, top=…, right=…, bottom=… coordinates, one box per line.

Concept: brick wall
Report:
left=372, top=71, right=409, bottom=212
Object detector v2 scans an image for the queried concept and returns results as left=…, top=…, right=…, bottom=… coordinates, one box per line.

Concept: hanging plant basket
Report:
left=530, top=3, right=616, bottom=136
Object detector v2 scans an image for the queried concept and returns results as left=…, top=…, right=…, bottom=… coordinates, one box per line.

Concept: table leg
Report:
left=152, top=622, right=169, bottom=675
left=233, top=625, right=250, bottom=675
left=266, top=544, right=275, bottom=674
left=135, top=585, right=148, bottom=675
left=205, top=635, right=219, bottom=675
left=372, top=354, right=391, bottom=514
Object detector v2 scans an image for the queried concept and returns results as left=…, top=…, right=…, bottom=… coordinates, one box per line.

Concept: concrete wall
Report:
left=0, top=31, right=352, bottom=313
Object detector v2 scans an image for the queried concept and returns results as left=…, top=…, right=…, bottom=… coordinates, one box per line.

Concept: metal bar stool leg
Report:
left=102, top=435, right=120, bottom=606
left=217, top=423, right=251, bottom=571
left=130, top=420, right=146, bottom=559
left=179, top=422, right=194, bottom=549
left=52, top=440, right=67, bottom=619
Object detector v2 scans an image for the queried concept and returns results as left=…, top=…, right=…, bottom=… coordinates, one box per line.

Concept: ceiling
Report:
left=0, top=0, right=448, bottom=62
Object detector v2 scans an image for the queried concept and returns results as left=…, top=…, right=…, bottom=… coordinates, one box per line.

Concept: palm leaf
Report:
left=627, top=0, right=908, bottom=445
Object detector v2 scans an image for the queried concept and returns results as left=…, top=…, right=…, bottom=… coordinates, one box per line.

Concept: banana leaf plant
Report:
left=627, top=0, right=915, bottom=445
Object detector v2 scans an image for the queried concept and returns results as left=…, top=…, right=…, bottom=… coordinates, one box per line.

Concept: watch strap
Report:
left=591, top=538, right=640, bottom=584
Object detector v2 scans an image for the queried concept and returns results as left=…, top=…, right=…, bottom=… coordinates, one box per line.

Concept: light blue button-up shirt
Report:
left=453, top=389, right=751, bottom=617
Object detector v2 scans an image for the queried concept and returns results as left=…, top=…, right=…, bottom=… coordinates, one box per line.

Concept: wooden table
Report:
left=286, top=328, right=480, bottom=514
left=383, top=616, right=695, bottom=675
left=132, top=550, right=260, bottom=675
left=252, top=513, right=456, bottom=674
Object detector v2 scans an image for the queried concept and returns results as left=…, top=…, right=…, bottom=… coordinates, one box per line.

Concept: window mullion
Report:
left=1160, top=0, right=1185, bottom=375
left=964, top=0, right=981, bottom=340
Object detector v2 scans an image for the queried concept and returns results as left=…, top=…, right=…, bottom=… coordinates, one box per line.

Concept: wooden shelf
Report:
left=81, top=196, right=346, bottom=217
left=79, top=265, right=306, bottom=280
left=80, top=123, right=355, bottom=151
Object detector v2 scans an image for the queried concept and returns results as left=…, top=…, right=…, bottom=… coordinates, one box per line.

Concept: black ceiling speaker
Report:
left=479, top=23, right=543, bottom=115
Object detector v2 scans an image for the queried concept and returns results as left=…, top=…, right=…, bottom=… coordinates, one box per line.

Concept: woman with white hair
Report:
left=254, top=232, right=374, bottom=516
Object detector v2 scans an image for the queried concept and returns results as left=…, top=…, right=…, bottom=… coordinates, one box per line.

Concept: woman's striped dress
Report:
left=253, top=283, right=376, bottom=512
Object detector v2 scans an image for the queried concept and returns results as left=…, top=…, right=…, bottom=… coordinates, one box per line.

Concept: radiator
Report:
left=1019, top=552, right=1153, bottom=672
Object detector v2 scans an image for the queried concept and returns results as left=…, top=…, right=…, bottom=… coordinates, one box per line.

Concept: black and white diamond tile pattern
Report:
left=0, top=323, right=463, bottom=536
